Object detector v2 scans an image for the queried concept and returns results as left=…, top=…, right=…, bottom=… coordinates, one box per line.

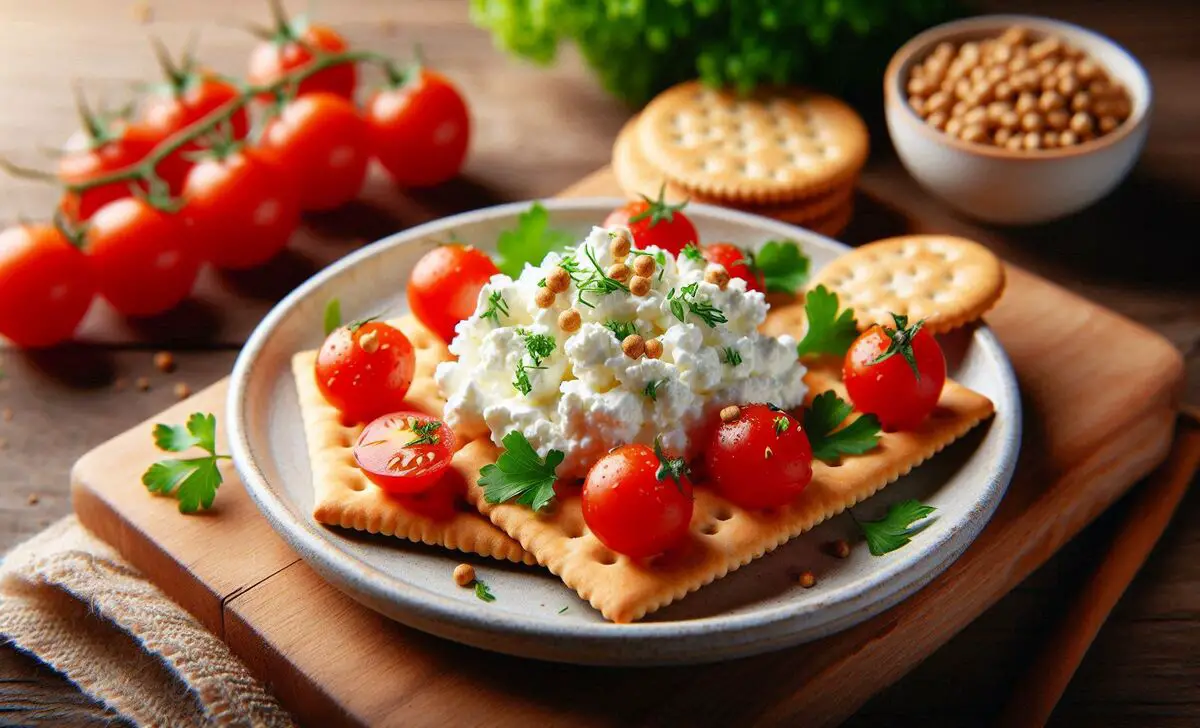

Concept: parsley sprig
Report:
left=494, top=201, right=574, bottom=277
left=474, top=579, right=497, bottom=602
left=141, top=413, right=230, bottom=513
left=803, top=391, right=882, bottom=462
left=870, top=313, right=926, bottom=380
left=668, top=282, right=727, bottom=327
left=795, top=285, right=859, bottom=358
left=479, top=431, right=564, bottom=512
left=852, top=500, right=937, bottom=555
left=750, top=240, right=811, bottom=293
left=481, top=290, right=509, bottom=325
left=404, top=418, right=442, bottom=447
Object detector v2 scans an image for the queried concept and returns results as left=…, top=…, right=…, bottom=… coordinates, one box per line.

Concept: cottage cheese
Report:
left=434, top=226, right=808, bottom=478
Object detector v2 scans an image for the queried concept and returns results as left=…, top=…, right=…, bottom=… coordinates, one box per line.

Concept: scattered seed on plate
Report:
left=136, top=377, right=151, bottom=392
left=829, top=539, right=851, bottom=559
left=153, top=351, right=176, bottom=373
left=797, top=571, right=816, bottom=588
left=174, top=382, right=192, bottom=400
left=26, top=493, right=39, bottom=506
left=1, top=407, right=11, bottom=422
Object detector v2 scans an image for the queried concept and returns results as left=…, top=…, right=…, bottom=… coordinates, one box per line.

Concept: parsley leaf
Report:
left=803, top=391, right=882, bottom=462
left=720, top=347, right=742, bottom=366
left=513, top=362, right=535, bottom=396
left=495, top=201, right=574, bottom=277
left=643, top=379, right=664, bottom=401
left=681, top=243, right=704, bottom=262
left=323, top=298, right=342, bottom=336
left=479, top=431, right=564, bottom=512
left=481, top=290, right=509, bottom=325
left=754, top=240, right=811, bottom=293
left=854, top=500, right=937, bottom=556
left=474, top=579, right=496, bottom=602
left=142, top=413, right=229, bottom=513
left=795, top=285, right=859, bottom=358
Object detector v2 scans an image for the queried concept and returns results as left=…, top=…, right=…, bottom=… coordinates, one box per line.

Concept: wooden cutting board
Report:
left=71, top=169, right=1185, bottom=727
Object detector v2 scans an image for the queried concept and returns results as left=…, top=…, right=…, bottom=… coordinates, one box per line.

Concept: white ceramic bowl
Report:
left=884, top=14, right=1152, bottom=225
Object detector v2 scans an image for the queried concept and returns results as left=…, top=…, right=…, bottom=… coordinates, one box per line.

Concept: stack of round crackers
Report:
left=613, top=81, right=869, bottom=238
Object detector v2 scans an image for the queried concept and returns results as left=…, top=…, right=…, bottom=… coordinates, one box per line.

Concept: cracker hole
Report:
left=700, top=522, right=720, bottom=536
left=596, top=550, right=618, bottom=566
left=563, top=523, right=585, bottom=539
left=349, top=480, right=366, bottom=492
left=933, top=407, right=957, bottom=420
left=714, top=508, right=734, bottom=522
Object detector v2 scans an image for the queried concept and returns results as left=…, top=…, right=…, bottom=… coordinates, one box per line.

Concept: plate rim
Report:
left=226, top=197, right=1022, bottom=664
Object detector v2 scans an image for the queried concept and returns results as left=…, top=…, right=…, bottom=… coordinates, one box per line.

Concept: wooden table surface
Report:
left=0, top=0, right=1196, bottom=725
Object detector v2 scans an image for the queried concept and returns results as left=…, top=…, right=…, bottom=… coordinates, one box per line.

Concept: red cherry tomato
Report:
left=843, top=317, right=947, bottom=431
left=365, top=69, right=470, bottom=188
left=407, top=244, right=498, bottom=343
left=353, top=412, right=455, bottom=495
left=181, top=147, right=300, bottom=270
left=140, top=74, right=249, bottom=193
left=85, top=198, right=200, bottom=317
left=703, top=243, right=763, bottom=292
left=262, top=93, right=370, bottom=211
left=0, top=224, right=95, bottom=347
left=706, top=404, right=813, bottom=510
left=248, top=24, right=356, bottom=100
left=602, top=188, right=699, bottom=256
left=582, top=442, right=694, bottom=558
left=57, top=123, right=158, bottom=222
left=315, top=321, right=416, bottom=424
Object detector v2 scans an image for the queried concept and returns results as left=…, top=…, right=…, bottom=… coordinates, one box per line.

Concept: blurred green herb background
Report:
left=469, top=0, right=965, bottom=109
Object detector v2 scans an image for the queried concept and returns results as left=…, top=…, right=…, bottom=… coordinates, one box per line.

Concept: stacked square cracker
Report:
left=613, top=81, right=870, bottom=238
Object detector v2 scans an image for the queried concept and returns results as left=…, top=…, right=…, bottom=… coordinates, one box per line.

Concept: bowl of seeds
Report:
left=884, top=15, right=1151, bottom=225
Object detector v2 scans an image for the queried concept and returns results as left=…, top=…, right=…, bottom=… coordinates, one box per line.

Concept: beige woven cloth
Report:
left=0, top=515, right=295, bottom=728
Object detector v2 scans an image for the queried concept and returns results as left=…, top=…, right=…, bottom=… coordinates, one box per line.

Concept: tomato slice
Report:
left=353, top=412, right=456, bottom=495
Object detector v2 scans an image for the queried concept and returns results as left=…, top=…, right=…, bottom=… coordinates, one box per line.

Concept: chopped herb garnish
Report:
left=404, top=419, right=441, bottom=447
left=681, top=243, right=704, bottom=262
left=668, top=282, right=727, bottom=327
left=795, top=285, right=859, bottom=358
left=774, top=414, right=791, bottom=435
left=557, top=606, right=569, bottom=614
left=474, top=579, right=496, bottom=602
left=479, top=431, right=564, bottom=512
left=720, top=346, right=742, bottom=366
left=603, top=319, right=639, bottom=340
left=141, top=413, right=231, bottom=513
left=481, top=290, right=509, bottom=325
left=523, top=332, right=556, bottom=367
left=803, top=391, right=882, bottom=462
left=653, top=436, right=691, bottom=492
left=853, top=500, right=937, bottom=555
left=643, top=379, right=665, bottom=401
left=513, top=362, right=534, bottom=395
left=575, top=243, right=630, bottom=308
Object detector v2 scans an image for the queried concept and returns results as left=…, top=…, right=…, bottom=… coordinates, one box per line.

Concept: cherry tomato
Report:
left=85, top=198, right=200, bottom=317
left=843, top=316, right=947, bottom=431
left=0, top=224, right=95, bottom=348
left=140, top=74, right=250, bottom=193
left=181, top=147, right=300, bottom=270
left=602, top=188, right=699, bottom=256
left=703, top=243, right=763, bottom=292
left=262, top=93, right=370, bottom=211
left=365, top=69, right=470, bottom=188
left=315, top=321, right=416, bottom=424
left=582, top=442, right=694, bottom=559
left=706, top=404, right=813, bottom=510
left=407, top=244, right=499, bottom=343
left=57, top=123, right=158, bottom=222
left=354, top=412, right=456, bottom=495
left=248, top=24, right=356, bottom=100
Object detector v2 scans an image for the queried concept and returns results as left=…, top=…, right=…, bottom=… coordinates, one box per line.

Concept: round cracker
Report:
left=635, top=81, right=869, bottom=204
left=614, top=114, right=857, bottom=225
left=810, top=235, right=1005, bottom=334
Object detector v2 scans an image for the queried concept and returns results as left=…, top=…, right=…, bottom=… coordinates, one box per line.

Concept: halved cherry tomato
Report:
left=365, top=69, right=470, bottom=188
left=85, top=198, right=200, bottom=317
left=315, top=320, right=416, bottom=424
left=57, top=123, right=158, bottom=222
left=843, top=315, right=947, bottom=431
left=582, top=442, right=694, bottom=558
left=602, top=187, right=699, bottom=256
left=706, top=404, right=813, bottom=510
left=140, top=73, right=249, bottom=193
left=181, top=147, right=300, bottom=269
left=703, top=243, right=763, bottom=292
left=262, top=93, right=370, bottom=211
left=0, top=224, right=95, bottom=347
left=248, top=23, right=356, bottom=100
left=407, top=244, right=498, bottom=343
left=354, top=412, right=455, bottom=494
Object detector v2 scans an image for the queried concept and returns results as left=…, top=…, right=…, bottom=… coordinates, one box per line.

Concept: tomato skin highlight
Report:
left=843, top=324, right=947, bottom=431
left=582, top=444, right=694, bottom=559
left=407, top=244, right=499, bottom=343
left=354, top=412, right=455, bottom=495
left=602, top=200, right=699, bottom=256
left=57, top=124, right=158, bottom=222
left=262, top=93, right=370, bottom=211
left=366, top=69, right=470, bottom=188
left=85, top=198, right=200, bottom=318
left=0, top=225, right=95, bottom=347
left=182, top=148, right=300, bottom=270
left=140, top=75, right=250, bottom=193
left=248, top=24, right=357, bottom=100
left=703, top=243, right=763, bottom=292
left=706, top=404, right=814, bottom=510
left=314, top=321, right=416, bottom=425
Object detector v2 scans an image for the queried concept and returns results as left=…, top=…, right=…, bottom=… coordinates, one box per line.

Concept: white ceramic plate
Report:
left=227, top=199, right=1021, bottom=666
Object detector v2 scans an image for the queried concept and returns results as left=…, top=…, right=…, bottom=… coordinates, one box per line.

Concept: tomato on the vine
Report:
left=248, top=18, right=356, bottom=100
left=702, top=243, right=763, bottom=292
left=353, top=412, right=455, bottom=495
left=141, top=75, right=249, bottom=193
left=706, top=404, right=813, bottom=510
left=57, top=122, right=157, bottom=222
left=582, top=440, right=694, bottom=558
left=181, top=147, right=300, bottom=270
left=262, top=92, right=370, bottom=211
left=602, top=186, right=699, bottom=256
left=0, top=224, right=95, bottom=347
left=315, top=320, right=416, bottom=424
left=366, top=68, right=470, bottom=188
left=407, top=244, right=498, bottom=343
left=843, top=314, right=947, bottom=431
left=84, top=198, right=200, bottom=317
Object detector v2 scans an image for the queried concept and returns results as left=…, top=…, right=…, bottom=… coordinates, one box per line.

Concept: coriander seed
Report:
left=174, top=382, right=191, bottom=400
left=798, top=571, right=816, bottom=588
left=704, top=265, right=730, bottom=290
left=632, top=255, right=655, bottom=278
left=831, top=539, right=851, bottom=559
left=153, top=351, right=175, bottom=373
left=621, top=334, right=645, bottom=359
left=546, top=267, right=571, bottom=293
left=606, top=262, right=630, bottom=283
left=609, top=230, right=632, bottom=259
left=643, top=338, right=663, bottom=359
left=534, top=287, right=556, bottom=309
left=557, top=308, right=581, bottom=333
left=629, top=275, right=651, bottom=297
left=453, top=563, right=475, bottom=587
left=719, top=405, right=741, bottom=423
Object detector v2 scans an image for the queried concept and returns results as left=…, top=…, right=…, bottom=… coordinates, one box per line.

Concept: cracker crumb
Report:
left=453, top=563, right=475, bottom=587
left=136, top=377, right=151, bottom=392
left=174, top=382, right=192, bottom=400
left=153, top=351, right=176, bottom=373
left=27, top=493, right=39, bottom=506
left=1, top=407, right=11, bottom=422
left=797, top=571, right=816, bottom=588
